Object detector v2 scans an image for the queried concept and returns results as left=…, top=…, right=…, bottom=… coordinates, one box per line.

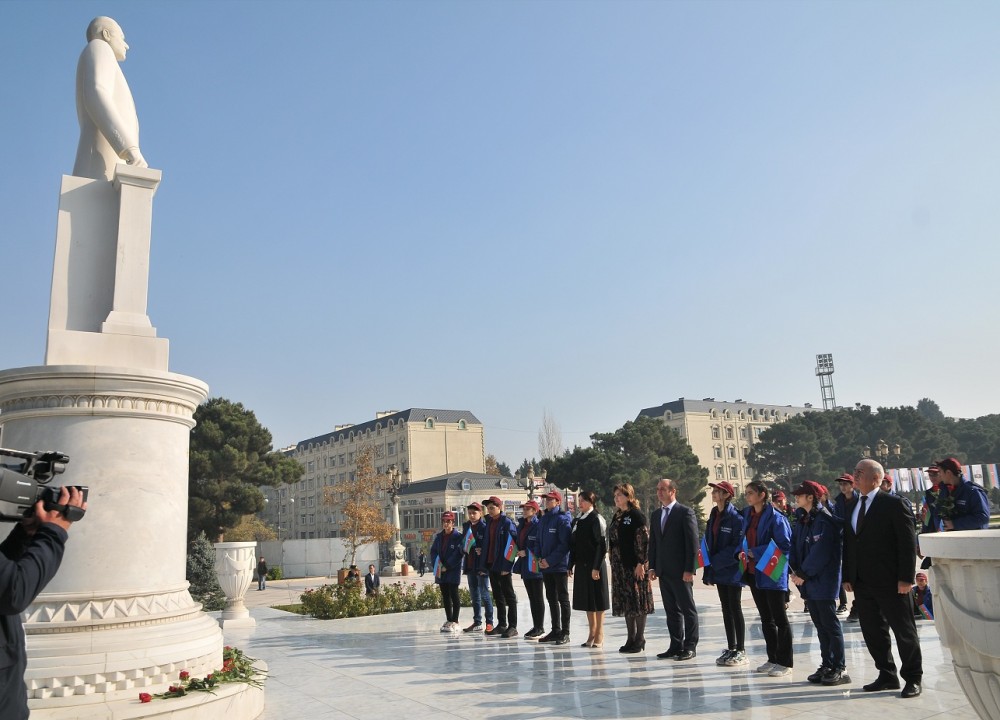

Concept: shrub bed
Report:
left=300, top=581, right=474, bottom=620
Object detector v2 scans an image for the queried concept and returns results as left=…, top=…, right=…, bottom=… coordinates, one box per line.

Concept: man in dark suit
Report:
left=365, top=564, right=380, bottom=596
left=648, top=478, right=699, bottom=660
left=842, top=459, right=923, bottom=698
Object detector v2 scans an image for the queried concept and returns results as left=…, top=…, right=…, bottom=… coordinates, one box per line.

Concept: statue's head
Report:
left=86, top=17, right=128, bottom=62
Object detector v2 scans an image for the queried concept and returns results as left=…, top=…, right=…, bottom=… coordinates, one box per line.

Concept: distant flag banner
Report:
left=885, top=468, right=897, bottom=487
left=914, top=468, right=927, bottom=491
left=755, top=539, right=787, bottom=582
left=462, top=528, right=475, bottom=553
left=433, top=557, right=442, bottom=579
left=970, top=465, right=985, bottom=487
left=697, top=537, right=711, bottom=569
left=898, top=468, right=913, bottom=493
left=503, top=535, right=517, bottom=562
left=528, top=549, right=540, bottom=573
left=739, top=538, right=748, bottom=575
left=988, top=465, right=999, bottom=490
left=962, top=465, right=971, bottom=482
left=918, top=604, right=933, bottom=621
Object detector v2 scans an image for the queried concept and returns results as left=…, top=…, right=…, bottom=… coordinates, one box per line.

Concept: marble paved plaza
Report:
left=224, top=579, right=974, bottom=720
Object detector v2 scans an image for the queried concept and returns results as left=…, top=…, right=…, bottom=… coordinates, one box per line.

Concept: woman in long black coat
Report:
left=571, top=490, right=610, bottom=648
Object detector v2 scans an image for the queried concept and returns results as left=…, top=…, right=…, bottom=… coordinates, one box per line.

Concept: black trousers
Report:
left=439, top=582, right=460, bottom=623
left=523, top=577, right=545, bottom=630
left=489, top=571, right=518, bottom=629
left=854, top=581, right=922, bottom=683
left=717, top=583, right=745, bottom=651
left=748, top=580, right=793, bottom=667
left=542, top=573, right=571, bottom=632
left=658, top=576, right=699, bottom=652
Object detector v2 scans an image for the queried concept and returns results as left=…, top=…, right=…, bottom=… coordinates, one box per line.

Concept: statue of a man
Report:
left=73, top=17, right=148, bottom=181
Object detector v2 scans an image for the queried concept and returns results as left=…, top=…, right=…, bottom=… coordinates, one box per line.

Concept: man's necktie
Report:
left=857, top=495, right=868, bottom=533
left=661, top=506, right=669, bottom=532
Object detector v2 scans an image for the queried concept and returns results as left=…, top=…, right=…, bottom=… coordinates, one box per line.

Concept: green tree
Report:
left=916, top=398, right=946, bottom=423
left=225, top=514, right=278, bottom=542
left=188, top=397, right=303, bottom=541
left=547, top=416, right=708, bottom=526
left=186, top=532, right=225, bottom=611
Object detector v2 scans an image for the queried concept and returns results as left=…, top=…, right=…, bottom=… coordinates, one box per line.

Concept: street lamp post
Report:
left=386, top=464, right=410, bottom=575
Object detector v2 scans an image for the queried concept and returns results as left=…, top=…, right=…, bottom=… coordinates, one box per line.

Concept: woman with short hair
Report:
left=571, top=490, right=610, bottom=648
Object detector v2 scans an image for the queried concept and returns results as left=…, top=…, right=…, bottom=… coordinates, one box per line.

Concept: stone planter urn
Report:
left=214, top=541, right=258, bottom=628
left=920, top=530, right=1000, bottom=720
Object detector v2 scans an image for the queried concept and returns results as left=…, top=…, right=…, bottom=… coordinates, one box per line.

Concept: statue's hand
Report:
left=121, top=146, right=148, bottom=168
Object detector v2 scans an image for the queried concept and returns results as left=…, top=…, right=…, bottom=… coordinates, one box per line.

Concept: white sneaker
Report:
left=723, top=651, right=748, bottom=667
left=440, top=622, right=452, bottom=632
left=768, top=665, right=792, bottom=677
left=755, top=661, right=775, bottom=673
left=449, top=622, right=461, bottom=633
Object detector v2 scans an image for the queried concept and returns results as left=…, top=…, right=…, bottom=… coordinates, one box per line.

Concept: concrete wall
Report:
left=256, top=539, right=378, bottom=579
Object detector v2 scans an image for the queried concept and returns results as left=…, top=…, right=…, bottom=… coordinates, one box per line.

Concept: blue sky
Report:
left=3, top=0, right=999, bottom=468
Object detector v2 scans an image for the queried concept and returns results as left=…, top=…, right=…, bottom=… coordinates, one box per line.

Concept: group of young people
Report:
left=427, top=457, right=989, bottom=699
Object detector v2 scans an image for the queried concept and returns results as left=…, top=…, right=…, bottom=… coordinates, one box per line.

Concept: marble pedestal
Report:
left=215, top=542, right=257, bottom=629
left=920, top=530, right=1000, bottom=720
left=0, top=365, right=236, bottom=714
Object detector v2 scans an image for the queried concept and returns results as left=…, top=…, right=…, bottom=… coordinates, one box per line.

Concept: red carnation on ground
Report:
left=179, top=671, right=190, bottom=680
left=139, top=693, right=151, bottom=703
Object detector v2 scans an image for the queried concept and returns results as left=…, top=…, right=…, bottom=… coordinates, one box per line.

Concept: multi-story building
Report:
left=261, top=409, right=486, bottom=540
left=637, top=397, right=820, bottom=514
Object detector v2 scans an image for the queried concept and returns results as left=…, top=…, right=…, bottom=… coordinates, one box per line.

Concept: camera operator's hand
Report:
left=32, top=487, right=87, bottom=532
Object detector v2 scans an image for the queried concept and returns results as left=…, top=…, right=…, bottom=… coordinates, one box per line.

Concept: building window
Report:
left=713, top=446, right=722, bottom=459
left=307, top=461, right=315, bottom=472
left=725, top=427, right=734, bottom=440
left=348, top=452, right=355, bottom=463
left=458, top=420, right=467, bottom=430
left=712, top=426, right=720, bottom=440
left=461, top=480, right=471, bottom=491
left=338, top=454, right=346, bottom=466
left=740, top=427, right=748, bottom=440
left=387, top=441, right=396, bottom=456
left=715, top=465, right=724, bottom=479
left=728, top=446, right=736, bottom=459
left=742, top=446, right=749, bottom=458
left=425, top=419, right=435, bottom=429
left=499, top=480, right=509, bottom=489
left=730, top=465, right=738, bottom=478
left=745, top=465, right=753, bottom=478
left=754, top=427, right=764, bottom=438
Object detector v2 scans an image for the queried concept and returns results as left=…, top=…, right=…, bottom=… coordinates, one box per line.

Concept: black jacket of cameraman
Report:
left=1, top=522, right=69, bottom=720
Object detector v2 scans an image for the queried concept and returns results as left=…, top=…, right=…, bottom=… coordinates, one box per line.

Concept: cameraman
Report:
left=1, top=487, right=86, bottom=720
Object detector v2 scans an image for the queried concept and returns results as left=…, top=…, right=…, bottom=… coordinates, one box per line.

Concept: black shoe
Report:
left=538, top=631, right=560, bottom=643
left=863, top=675, right=901, bottom=692
left=501, top=627, right=519, bottom=639
left=822, top=670, right=851, bottom=686
left=836, top=604, right=848, bottom=615
left=622, top=639, right=645, bottom=654
left=486, top=625, right=507, bottom=637
left=657, top=648, right=681, bottom=660
left=524, top=627, right=544, bottom=639
left=901, top=682, right=922, bottom=698
left=619, top=640, right=635, bottom=653
left=554, top=631, right=570, bottom=645
left=674, top=650, right=696, bottom=661
left=846, top=609, right=859, bottom=623
left=807, top=666, right=832, bottom=684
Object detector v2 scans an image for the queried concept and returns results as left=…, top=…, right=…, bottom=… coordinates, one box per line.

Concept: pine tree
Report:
left=186, top=532, right=226, bottom=611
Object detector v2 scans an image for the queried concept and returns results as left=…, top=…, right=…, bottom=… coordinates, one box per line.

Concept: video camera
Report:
left=0, top=447, right=88, bottom=523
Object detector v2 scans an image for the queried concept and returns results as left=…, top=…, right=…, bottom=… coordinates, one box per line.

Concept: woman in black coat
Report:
left=571, top=490, right=610, bottom=648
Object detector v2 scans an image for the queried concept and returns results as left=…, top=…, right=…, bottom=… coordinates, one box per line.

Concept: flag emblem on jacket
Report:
left=463, top=528, right=475, bottom=553
left=697, top=536, right=711, bottom=568
left=528, top=549, right=540, bottom=573
left=918, top=603, right=933, bottom=621
left=503, top=535, right=517, bottom=562
left=433, top=557, right=442, bottom=578
left=754, top=539, right=787, bottom=581
left=739, top=538, right=748, bottom=574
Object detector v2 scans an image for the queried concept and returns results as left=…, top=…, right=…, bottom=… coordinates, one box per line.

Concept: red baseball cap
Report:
left=520, top=500, right=540, bottom=512
left=540, top=490, right=563, bottom=503
left=836, top=473, right=855, bottom=485
left=792, top=481, right=826, bottom=498
left=708, top=481, right=735, bottom=498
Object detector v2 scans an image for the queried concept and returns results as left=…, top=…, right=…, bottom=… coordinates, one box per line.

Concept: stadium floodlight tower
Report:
left=815, top=353, right=836, bottom=410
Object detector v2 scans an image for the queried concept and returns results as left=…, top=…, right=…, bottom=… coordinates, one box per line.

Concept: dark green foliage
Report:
left=188, top=397, right=303, bottom=541
left=547, top=415, right=708, bottom=527
left=266, top=567, right=283, bottom=581
left=299, top=581, right=473, bottom=619
left=186, top=532, right=226, bottom=611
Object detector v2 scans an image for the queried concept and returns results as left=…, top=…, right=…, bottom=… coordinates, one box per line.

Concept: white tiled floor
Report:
left=225, top=581, right=974, bottom=720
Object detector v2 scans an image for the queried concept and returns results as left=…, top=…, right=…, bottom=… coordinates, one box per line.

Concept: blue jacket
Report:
left=833, top=489, right=858, bottom=523
left=430, top=528, right=464, bottom=585
left=513, top=516, right=543, bottom=580
left=538, top=508, right=572, bottom=573
left=913, top=585, right=933, bottom=618
left=789, top=506, right=842, bottom=600
left=461, top=518, right=487, bottom=575
left=482, top=512, right=518, bottom=574
left=742, top=504, right=792, bottom=592
left=940, top=479, right=990, bottom=530
left=702, top=503, right=744, bottom=587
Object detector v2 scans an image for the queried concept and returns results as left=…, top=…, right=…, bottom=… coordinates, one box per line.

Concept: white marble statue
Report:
left=73, top=17, right=147, bottom=181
